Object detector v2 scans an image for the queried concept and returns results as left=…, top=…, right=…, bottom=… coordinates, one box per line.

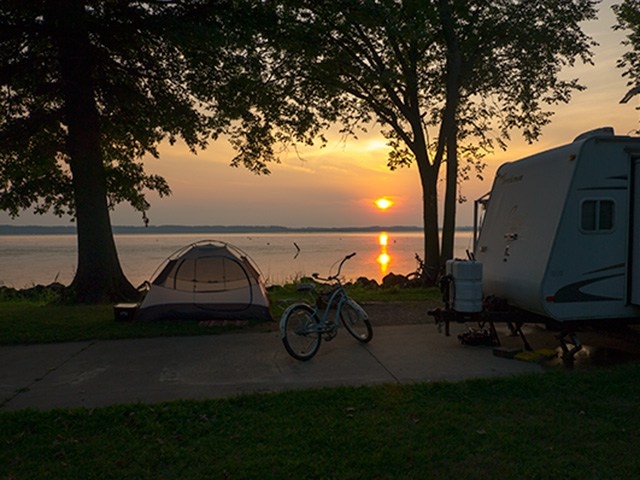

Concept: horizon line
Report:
left=0, top=224, right=474, bottom=235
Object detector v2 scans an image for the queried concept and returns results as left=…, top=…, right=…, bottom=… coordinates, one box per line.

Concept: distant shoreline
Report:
left=0, top=225, right=473, bottom=235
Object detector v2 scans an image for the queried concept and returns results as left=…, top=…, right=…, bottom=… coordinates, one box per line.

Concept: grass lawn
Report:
left=0, top=301, right=250, bottom=345
left=2, top=365, right=640, bottom=479
left=0, top=285, right=441, bottom=345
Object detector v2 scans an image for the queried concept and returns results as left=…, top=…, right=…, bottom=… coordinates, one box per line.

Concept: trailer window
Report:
left=581, top=199, right=614, bottom=232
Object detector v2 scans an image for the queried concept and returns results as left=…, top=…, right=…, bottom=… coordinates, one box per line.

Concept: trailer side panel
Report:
left=476, top=143, right=578, bottom=316
left=542, top=139, right=632, bottom=321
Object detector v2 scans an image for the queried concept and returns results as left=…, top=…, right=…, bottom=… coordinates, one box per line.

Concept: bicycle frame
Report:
left=280, top=252, right=372, bottom=361
left=307, top=285, right=349, bottom=333
left=308, top=252, right=358, bottom=332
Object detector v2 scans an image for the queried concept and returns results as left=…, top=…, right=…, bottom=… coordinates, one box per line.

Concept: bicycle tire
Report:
left=340, top=301, right=373, bottom=343
left=281, top=304, right=321, bottom=361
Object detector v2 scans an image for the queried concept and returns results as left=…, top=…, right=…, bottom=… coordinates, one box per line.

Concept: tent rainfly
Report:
left=136, top=241, right=271, bottom=322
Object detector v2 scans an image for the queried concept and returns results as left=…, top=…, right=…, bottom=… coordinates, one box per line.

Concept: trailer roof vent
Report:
left=573, top=127, right=614, bottom=142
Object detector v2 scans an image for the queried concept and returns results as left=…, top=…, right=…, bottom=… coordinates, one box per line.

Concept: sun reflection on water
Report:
left=377, top=231, right=391, bottom=273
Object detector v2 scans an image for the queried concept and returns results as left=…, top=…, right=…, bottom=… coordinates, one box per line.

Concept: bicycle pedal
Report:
left=323, top=330, right=338, bottom=341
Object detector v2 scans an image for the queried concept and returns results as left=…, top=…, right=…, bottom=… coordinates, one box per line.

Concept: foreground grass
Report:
left=0, top=286, right=440, bottom=345
left=2, top=365, right=640, bottom=479
left=0, top=301, right=249, bottom=345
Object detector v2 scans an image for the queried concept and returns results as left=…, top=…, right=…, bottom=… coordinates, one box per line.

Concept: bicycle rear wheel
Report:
left=340, top=301, right=373, bottom=343
left=281, top=304, right=321, bottom=361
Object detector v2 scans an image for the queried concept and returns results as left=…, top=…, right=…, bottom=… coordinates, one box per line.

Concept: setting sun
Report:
left=374, top=197, right=393, bottom=210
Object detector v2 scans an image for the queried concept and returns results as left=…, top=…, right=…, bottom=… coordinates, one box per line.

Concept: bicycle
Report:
left=280, top=252, right=373, bottom=361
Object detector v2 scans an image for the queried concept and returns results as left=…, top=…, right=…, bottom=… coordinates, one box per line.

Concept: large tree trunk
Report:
left=417, top=161, right=441, bottom=281
left=441, top=124, right=458, bottom=262
left=52, top=1, right=137, bottom=303
left=439, top=0, right=462, bottom=264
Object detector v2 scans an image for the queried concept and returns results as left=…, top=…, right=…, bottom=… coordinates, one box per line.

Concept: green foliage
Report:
left=0, top=285, right=61, bottom=304
left=3, top=365, right=640, bottom=478
left=271, top=0, right=597, bottom=165
left=0, top=2, right=181, bottom=218
left=614, top=0, right=640, bottom=109
left=0, top=1, right=328, bottom=220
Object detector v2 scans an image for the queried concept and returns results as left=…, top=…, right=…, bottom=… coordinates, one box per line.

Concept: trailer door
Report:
left=631, top=157, right=640, bottom=305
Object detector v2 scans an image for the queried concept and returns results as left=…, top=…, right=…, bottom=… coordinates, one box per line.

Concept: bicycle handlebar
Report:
left=312, top=252, right=356, bottom=282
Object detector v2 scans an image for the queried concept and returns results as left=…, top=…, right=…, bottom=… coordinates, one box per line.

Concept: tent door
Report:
left=630, top=156, right=640, bottom=305
left=192, top=257, right=252, bottom=310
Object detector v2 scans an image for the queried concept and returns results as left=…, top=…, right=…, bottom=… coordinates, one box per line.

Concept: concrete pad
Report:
left=0, top=324, right=546, bottom=411
left=366, top=324, right=543, bottom=383
left=0, top=341, right=93, bottom=405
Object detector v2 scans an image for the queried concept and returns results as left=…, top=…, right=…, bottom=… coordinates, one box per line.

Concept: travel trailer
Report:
left=430, top=128, right=640, bottom=357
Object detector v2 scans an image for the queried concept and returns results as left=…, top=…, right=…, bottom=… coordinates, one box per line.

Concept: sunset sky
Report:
left=2, top=0, right=639, bottom=229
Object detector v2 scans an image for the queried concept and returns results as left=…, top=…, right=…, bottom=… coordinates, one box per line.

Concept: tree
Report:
left=0, top=1, right=322, bottom=302
left=436, top=0, right=597, bottom=263
left=615, top=0, right=640, bottom=112
left=269, top=0, right=596, bottom=277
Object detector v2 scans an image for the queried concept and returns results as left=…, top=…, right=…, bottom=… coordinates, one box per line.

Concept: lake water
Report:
left=0, top=231, right=476, bottom=288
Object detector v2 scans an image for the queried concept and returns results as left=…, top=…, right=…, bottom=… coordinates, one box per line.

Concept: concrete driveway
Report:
left=0, top=322, right=549, bottom=411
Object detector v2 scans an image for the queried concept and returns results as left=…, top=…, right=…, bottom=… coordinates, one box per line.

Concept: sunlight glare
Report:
left=377, top=252, right=390, bottom=272
left=375, top=197, right=393, bottom=210
left=365, top=139, right=389, bottom=151
left=379, top=232, right=388, bottom=246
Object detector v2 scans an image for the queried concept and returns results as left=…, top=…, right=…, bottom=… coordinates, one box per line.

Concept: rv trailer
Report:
left=429, top=127, right=640, bottom=359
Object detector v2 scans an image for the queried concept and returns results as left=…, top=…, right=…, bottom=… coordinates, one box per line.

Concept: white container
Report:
left=445, top=259, right=456, bottom=276
left=449, top=260, right=483, bottom=313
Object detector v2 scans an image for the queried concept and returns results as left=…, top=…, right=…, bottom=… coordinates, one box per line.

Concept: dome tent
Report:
left=136, top=240, right=271, bottom=322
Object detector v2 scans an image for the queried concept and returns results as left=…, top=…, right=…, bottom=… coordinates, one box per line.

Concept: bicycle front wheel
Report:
left=281, top=304, right=321, bottom=361
left=340, top=301, right=373, bottom=343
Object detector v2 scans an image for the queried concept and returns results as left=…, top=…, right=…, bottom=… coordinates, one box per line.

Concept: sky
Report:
left=2, top=0, right=639, bottom=229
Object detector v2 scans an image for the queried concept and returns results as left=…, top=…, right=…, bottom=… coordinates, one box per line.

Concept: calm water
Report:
left=0, top=231, right=475, bottom=288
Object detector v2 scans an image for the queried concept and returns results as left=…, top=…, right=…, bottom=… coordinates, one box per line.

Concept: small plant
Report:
left=0, top=283, right=64, bottom=304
